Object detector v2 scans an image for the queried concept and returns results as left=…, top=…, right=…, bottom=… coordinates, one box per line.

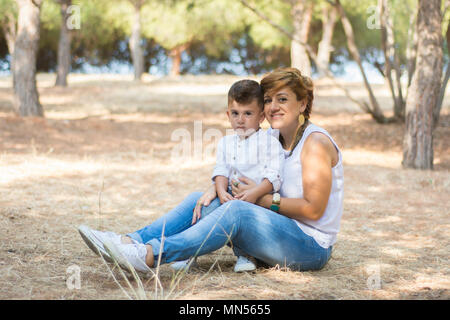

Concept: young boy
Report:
left=171, top=79, right=285, bottom=273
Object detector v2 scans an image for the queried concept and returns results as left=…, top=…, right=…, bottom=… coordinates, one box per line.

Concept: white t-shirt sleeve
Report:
left=211, top=137, right=230, bottom=182
left=260, top=135, right=284, bottom=192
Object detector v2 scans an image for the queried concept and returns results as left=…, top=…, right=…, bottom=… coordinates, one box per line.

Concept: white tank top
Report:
left=269, top=124, right=344, bottom=249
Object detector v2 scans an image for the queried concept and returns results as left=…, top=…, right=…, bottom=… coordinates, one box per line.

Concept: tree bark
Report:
left=317, top=4, right=337, bottom=77
left=55, top=0, right=72, bottom=87
left=129, top=0, right=144, bottom=80
left=406, top=5, right=418, bottom=88
left=169, top=43, right=188, bottom=76
left=290, top=0, right=313, bottom=77
left=13, top=0, right=43, bottom=117
left=402, top=0, right=443, bottom=170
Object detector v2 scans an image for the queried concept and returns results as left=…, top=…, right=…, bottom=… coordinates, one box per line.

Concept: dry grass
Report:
left=0, top=73, right=449, bottom=300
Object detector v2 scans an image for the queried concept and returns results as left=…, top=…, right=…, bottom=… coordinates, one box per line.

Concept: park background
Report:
left=0, top=0, right=449, bottom=299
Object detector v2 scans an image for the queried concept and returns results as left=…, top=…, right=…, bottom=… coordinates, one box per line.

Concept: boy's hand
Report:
left=234, top=187, right=259, bottom=204
left=232, top=177, right=273, bottom=205
left=230, top=177, right=257, bottom=196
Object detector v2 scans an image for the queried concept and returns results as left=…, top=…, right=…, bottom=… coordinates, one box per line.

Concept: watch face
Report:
left=273, top=193, right=281, bottom=204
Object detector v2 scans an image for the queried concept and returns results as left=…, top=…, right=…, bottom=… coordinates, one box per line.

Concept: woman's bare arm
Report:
left=256, top=132, right=337, bottom=221
left=192, top=183, right=217, bottom=224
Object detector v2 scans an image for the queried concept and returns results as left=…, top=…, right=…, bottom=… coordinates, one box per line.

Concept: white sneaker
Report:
left=103, top=240, right=152, bottom=274
left=170, top=257, right=198, bottom=272
left=233, top=256, right=256, bottom=273
left=78, top=225, right=136, bottom=262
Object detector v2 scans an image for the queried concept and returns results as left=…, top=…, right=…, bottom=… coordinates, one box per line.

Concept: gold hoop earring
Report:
left=298, top=113, right=305, bottom=126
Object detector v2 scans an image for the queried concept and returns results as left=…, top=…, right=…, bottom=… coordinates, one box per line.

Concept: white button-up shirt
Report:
left=211, top=129, right=284, bottom=192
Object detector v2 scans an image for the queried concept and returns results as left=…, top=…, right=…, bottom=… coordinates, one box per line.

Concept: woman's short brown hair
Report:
left=260, top=67, right=314, bottom=119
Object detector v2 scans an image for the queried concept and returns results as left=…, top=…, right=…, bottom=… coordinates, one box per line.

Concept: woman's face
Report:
left=263, top=86, right=306, bottom=130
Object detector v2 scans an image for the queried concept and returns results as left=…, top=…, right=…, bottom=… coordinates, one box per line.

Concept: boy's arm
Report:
left=260, top=135, right=285, bottom=193
left=214, top=175, right=234, bottom=203
left=211, top=137, right=230, bottom=195
left=234, top=178, right=273, bottom=204
left=233, top=135, right=285, bottom=204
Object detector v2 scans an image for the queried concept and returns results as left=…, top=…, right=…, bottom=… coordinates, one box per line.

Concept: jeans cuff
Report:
left=126, top=232, right=144, bottom=244
left=148, top=238, right=165, bottom=264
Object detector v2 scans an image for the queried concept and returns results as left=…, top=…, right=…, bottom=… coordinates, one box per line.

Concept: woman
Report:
left=78, top=67, right=343, bottom=272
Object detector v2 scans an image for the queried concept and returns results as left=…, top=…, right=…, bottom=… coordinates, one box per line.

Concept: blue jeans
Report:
left=127, top=192, right=332, bottom=271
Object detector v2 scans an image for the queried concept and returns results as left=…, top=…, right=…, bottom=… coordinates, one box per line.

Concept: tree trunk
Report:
left=55, top=0, right=72, bottom=87
left=317, top=5, right=337, bottom=77
left=379, top=0, right=405, bottom=120
left=129, top=1, right=144, bottom=80
left=406, top=5, right=418, bottom=87
left=402, top=0, right=443, bottom=170
left=169, top=44, right=187, bottom=76
left=334, top=0, right=388, bottom=123
left=290, top=0, right=313, bottom=77
left=433, top=21, right=450, bottom=126
left=13, top=0, right=43, bottom=117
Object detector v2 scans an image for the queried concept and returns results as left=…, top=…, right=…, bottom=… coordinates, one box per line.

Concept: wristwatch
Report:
left=270, top=193, right=281, bottom=212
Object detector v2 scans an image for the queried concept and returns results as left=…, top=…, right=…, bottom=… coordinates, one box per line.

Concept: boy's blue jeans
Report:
left=127, top=192, right=332, bottom=271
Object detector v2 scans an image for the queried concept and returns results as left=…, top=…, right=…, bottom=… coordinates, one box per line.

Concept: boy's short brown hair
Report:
left=227, top=79, right=264, bottom=110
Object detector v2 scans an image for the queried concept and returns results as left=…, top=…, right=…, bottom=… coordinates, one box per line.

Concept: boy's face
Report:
left=227, top=99, right=265, bottom=137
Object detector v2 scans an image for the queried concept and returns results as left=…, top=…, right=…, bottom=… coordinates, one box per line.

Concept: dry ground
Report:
left=0, top=74, right=449, bottom=300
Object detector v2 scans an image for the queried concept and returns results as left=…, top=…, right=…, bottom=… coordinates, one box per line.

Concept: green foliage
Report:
left=38, top=0, right=60, bottom=67
left=141, top=0, right=246, bottom=56
left=1, top=0, right=440, bottom=75
left=0, top=0, right=17, bottom=19
left=0, top=0, right=16, bottom=61
left=334, top=0, right=381, bottom=53
left=243, top=0, right=292, bottom=50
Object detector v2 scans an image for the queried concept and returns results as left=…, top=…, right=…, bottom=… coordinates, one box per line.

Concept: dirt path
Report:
left=0, top=74, right=448, bottom=299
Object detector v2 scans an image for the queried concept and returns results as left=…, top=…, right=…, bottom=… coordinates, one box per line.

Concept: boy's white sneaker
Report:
left=103, top=240, right=152, bottom=274
left=170, top=258, right=199, bottom=272
left=233, top=256, right=256, bottom=273
left=78, top=225, right=138, bottom=262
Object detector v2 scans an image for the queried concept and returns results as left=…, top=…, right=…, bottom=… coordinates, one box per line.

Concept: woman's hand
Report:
left=217, top=189, right=235, bottom=204
left=192, top=185, right=217, bottom=225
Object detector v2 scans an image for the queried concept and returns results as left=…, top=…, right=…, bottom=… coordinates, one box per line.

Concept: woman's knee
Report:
left=221, top=199, right=244, bottom=212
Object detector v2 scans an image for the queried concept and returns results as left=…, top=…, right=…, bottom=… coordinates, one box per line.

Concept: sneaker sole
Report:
left=78, top=225, right=113, bottom=263
left=103, top=240, right=152, bottom=277
left=170, top=258, right=198, bottom=272
left=234, top=262, right=256, bottom=273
